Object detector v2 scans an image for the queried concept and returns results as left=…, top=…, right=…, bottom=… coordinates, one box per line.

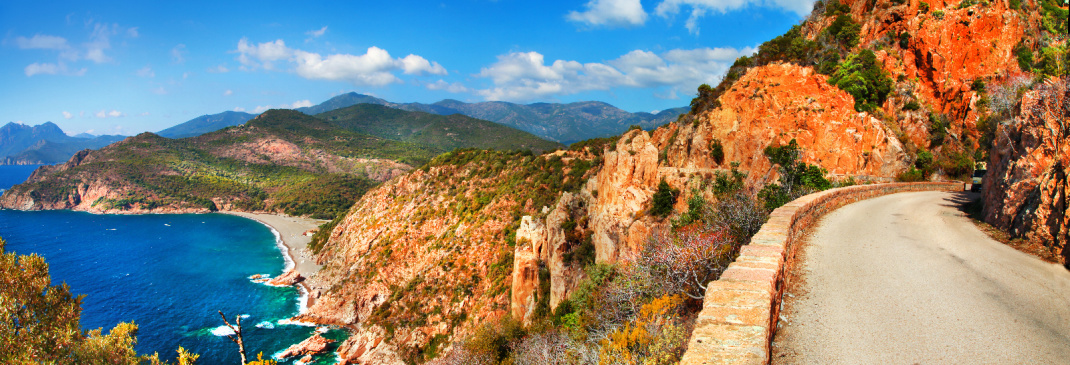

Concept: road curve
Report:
left=772, top=191, right=1070, bottom=364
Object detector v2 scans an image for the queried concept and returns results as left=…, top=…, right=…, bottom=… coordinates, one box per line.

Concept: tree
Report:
left=649, top=180, right=678, bottom=218
left=828, top=49, right=894, bottom=112
left=0, top=237, right=197, bottom=364
left=759, top=139, right=831, bottom=210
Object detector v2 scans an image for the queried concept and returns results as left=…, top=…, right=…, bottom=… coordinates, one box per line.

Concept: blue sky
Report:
left=1, top=0, right=812, bottom=135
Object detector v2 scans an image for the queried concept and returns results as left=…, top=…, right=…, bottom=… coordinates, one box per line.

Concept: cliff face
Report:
left=983, top=78, right=1069, bottom=265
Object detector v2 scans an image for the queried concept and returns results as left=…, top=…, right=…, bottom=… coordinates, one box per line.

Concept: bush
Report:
left=928, top=113, right=949, bottom=146
left=896, top=167, right=926, bottom=182
left=649, top=180, right=679, bottom=218
left=759, top=139, right=831, bottom=210
left=1014, top=42, right=1034, bottom=72
left=919, top=1, right=930, bottom=12
left=825, top=15, right=862, bottom=49
left=903, top=100, right=921, bottom=111
left=898, top=31, right=911, bottom=48
left=933, top=9, right=945, bottom=19
left=829, top=50, right=894, bottom=112
left=709, top=139, right=725, bottom=165
left=690, top=84, right=716, bottom=115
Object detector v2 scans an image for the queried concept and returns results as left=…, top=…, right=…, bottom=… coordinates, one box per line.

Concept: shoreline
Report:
left=221, top=211, right=327, bottom=311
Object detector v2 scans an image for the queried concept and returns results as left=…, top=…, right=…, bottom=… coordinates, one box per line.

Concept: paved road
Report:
left=772, top=191, right=1070, bottom=364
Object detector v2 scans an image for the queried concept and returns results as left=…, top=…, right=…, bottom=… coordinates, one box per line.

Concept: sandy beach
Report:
left=222, top=212, right=327, bottom=305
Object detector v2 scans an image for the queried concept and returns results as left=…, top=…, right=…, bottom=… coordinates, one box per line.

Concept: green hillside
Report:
left=315, top=103, right=564, bottom=152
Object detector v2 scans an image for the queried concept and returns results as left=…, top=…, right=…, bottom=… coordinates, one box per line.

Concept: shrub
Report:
left=903, top=100, right=921, bottom=111
left=898, top=32, right=911, bottom=48
left=712, top=163, right=747, bottom=197
left=971, top=79, right=987, bottom=92
left=690, top=84, right=716, bottom=115
left=919, top=1, right=930, bottom=13
left=928, top=113, right=949, bottom=146
left=824, top=0, right=852, bottom=15
left=933, top=9, right=945, bottom=19
left=829, top=49, right=894, bottom=112
left=896, top=167, right=926, bottom=182
left=1014, top=42, right=1034, bottom=72
left=759, top=139, right=831, bottom=210
left=709, top=139, right=725, bottom=165
left=459, top=316, right=526, bottom=363
left=596, top=294, right=689, bottom=365
left=825, top=15, right=862, bottom=49
left=649, top=180, right=679, bottom=218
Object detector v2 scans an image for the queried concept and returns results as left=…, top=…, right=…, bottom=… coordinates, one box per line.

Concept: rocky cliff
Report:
left=983, top=77, right=1069, bottom=266
left=302, top=0, right=1058, bottom=362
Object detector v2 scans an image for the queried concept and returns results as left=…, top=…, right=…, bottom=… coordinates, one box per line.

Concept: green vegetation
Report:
left=1039, top=0, right=1068, bottom=34
left=825, top=15, right=862, bottom=49
left=758, top=139, right=831, bottom=210
left=709, top=139, right=725, bottom=165
left=650, top=180, right=679, bottom=218
left=316, top=104, right=563, bottom=153
left=828, top=50, right=894, bottom=112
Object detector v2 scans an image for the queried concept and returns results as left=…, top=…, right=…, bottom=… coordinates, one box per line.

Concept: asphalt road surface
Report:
left=772, top=191, right=1070, bottom=364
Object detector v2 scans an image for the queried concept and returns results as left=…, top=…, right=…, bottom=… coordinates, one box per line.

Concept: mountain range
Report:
left=159, top=93, right=686, bottom=145
left=0, top=122, right=125, bottom=165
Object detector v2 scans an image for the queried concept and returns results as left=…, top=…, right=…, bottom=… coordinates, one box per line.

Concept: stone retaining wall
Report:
left=679, top=182, right=964, bottom=364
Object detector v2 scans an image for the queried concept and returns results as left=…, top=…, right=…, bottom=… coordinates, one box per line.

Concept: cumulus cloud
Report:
left=235, top=38, right=446, bottom=86
left=567, top=0, right=648, bottom=27
left=63, top=111, right=73, bottom=119
left=655, top=0, right=815, bottom=34
left=474, top=46, right=755, bottom=102
left=224, top=89, right=233, bottom=96
left=16, top=34, right=70, bottom=50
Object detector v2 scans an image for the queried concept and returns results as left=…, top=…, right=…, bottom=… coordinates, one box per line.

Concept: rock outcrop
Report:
left=267, top=269, right=304, bottom=286
left=983, top=78, right=1069, bottom=265
left=277, top=333, right=335, bottom=359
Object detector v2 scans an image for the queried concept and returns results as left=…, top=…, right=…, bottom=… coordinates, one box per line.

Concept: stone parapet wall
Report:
left=680, top=182, right=964, bottom=364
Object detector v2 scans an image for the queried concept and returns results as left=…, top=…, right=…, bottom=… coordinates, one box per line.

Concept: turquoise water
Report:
left=0, top=165, right=345, bottom=363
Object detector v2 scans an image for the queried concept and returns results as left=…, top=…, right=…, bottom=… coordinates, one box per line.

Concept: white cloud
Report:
left=474, top=47, right=756, bottom=102
left=655, top=0, right=815, bottom=33
left=95, top=110, right=106, bottom=118
left=127, top=27, right=139, bottom=38
left=426, top=80, right=470, bottom=93
left=235, top=38, right=446, bottom=86
left=172, top=44, right=187, bottom=63
left=233, top=107, right=247, bottom=112
left=251, top=100, right=314, bottom=114
left=108, top=110, right=124, bottom=117
left=567, top=0, right=649, bottom=27
left=152, top=86, right=167, bottom=95
left=16, top=34, right=70, bottom=50
left=85, top=23, right=120, bottom=63
left=140, top=112, right=150, bottom=116
left=305, top=26, right=328, bottom=42
left=62, top=111, right=73, bottom=119
left=24, top=62, right=87, bottom=77
left=182, top=72, right=191, bottom=79
left=136, top=66, right=155, bottom=78
left=209, top=64, right=230, bottom=73
left=224, top=89, right=233, bottom=96
left=236, top=38, right=291, bottom=70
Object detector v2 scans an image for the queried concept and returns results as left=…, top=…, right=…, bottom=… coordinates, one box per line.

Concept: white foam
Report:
left=255, top=321, right=275, bottom=329
left=210, top=325, right=235, bottom=337
left=277, top=317, right=317, bottom=327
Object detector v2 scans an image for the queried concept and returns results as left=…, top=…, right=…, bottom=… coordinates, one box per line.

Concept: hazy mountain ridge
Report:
left=0, top=122, right=124, bottom=165
left=298, top=93, right=688, bottom=144
left=156, top=111, right=256, bottom=139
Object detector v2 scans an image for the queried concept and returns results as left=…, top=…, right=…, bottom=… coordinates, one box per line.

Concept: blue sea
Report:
left=0, top=165, right=345, bottom=364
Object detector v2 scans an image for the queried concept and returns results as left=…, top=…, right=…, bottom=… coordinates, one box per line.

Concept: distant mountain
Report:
left=317, top=104, right=563, bottom=153
left=296, top=93, right=389, bottom=115
left=0, top=122, right=124, bottom=165
left=299, top=92, right=688, bottom=144
left=157, top=111, right=256, bottom=139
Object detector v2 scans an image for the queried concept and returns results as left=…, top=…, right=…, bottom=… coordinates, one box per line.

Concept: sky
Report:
left=1, top=0, right=813, bottom=136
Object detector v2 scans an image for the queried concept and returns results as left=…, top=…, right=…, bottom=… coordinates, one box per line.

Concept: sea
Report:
left=0, top=165, right=346, bottom=364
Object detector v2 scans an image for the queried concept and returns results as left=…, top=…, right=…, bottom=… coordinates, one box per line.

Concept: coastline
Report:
left=221, top=211, right=327, bottom=311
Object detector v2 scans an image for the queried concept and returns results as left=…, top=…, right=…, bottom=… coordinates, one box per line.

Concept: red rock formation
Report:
left=983, top=78, right=1069, bottom=265
left=277, top=333, right=334, bottom=359
left=268, top=269, right=304, bottom=286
